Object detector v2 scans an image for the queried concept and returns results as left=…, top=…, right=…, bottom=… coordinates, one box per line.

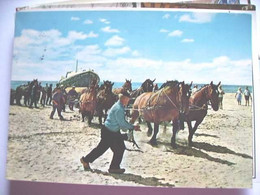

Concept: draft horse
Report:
left=112, top=79, right=132, bottom=95
left=130, top=81, right=192, bottom=148
left=79, top=80, right=98, bottom=125
left=129, top=79, right=156, bottom=104
left=96, top=80, right=117, bottom=125
left=185, top=81, right=221, bottom=146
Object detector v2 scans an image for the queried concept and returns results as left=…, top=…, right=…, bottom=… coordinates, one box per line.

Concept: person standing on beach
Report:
left=235, top=87, right=243, bottom=105
left=46, top=84, right=53, bottom=105
left=50, top=87, right=65, bottom=120
left=29, top=82, right=39, bottom=109
left=80, top=92, right=140, bottom=174
left=218, top=85, right=225, bottom=109
left=244, top=86, right=252, bottom=106
left=67, top=86, right=78, bottom=111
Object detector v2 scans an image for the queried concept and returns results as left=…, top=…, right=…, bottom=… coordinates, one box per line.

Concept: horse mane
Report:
left=159, top=80, right=179, bottom=90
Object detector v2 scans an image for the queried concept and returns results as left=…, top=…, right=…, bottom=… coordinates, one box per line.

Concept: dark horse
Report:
left=129, top=79, right=156, bottom=104
left=96, top=80, right=117, bottom=125
left=185, top=81, right=221, bottom=146
left=15, top=79, right=38, bottom=106
left=112, top=79, right=132, bottom=95
left=79, top=80, right=98, bottom=125
left=130, top=81, right=192, bottom=148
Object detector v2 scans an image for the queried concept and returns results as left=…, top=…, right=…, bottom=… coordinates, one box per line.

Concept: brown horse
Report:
left=79, top=84, right=97, bottom=125
left=185, top=81, right=221, bottom=146
left=113, top=79, right=132, bottom=95
left=96, top=80, right=117, bottom=125
left=130, top=81, right=192, bottom=148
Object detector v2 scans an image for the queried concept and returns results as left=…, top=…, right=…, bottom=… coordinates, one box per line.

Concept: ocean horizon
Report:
left=10, top=80, right=253, bottom=94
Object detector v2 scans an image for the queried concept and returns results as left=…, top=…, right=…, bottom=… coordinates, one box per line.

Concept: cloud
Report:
left=179, top=13, right=215, bottom=23
left=163, top=14, right=170, bottom=19
left=71, top=17, right=80, bottom=21
left=105, top=35, right=124, bottom=47
left=100, top=18, right=110, bottom=24
left=101, top=56, right=252, bottom=85
left=101, top=26, right=120, bottom=33
left=83, top=19, right=93, bottom=24
left=68, top=31, right=88, bottom=40
left=132, top=50, right=140, bottom=57
left=103, top=47, right=131, bottom=57
left=160, top=29, right=169, bottom=33
left=168, top=30, right=183, bottom=37
left=182, top=38, right=194, bottom=43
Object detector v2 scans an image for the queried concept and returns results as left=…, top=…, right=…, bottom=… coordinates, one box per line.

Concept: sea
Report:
left=10, top=80, right=253, bottom=93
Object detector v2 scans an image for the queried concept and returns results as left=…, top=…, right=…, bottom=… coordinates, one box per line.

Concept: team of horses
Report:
left=13, top=78, right=221, bottom=148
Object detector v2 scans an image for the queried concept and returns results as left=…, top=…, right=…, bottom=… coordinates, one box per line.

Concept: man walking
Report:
left=50, top=87, right=65, bottom=120
left=80, top=92, right=140, bottom=174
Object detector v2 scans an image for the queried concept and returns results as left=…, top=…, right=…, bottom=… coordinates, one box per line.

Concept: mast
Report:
left=76, top=60, right=78, bottom=72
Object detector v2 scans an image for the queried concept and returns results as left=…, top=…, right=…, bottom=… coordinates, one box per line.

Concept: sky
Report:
left=12, top=10, right=253, bottom=85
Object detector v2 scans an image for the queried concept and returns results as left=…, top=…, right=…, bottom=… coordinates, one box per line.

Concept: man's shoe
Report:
left=80, top=157, right=91, bottom=171
left=108, top=168, right=125, bottom=174
left=50, top=116, right=53, bottom=119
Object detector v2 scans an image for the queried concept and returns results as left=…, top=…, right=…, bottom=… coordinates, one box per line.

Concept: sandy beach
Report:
left=6, top=93, right=253, bottom=188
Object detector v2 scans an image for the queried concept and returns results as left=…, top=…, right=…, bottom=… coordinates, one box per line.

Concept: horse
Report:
left=185, top=81, right=221, bottom=146
left=129, top=79, right=156, bottom=121
left=112, top=79, right=132, bottom=95
left=130, top=81, right=192, bottom=148
left=15, top=79, right=38, bottom=106
left=96, top=80, right=117, bottom=125
left=79, top=83, right=97, bottom=125
left=129, top=79, right=156, bottom=104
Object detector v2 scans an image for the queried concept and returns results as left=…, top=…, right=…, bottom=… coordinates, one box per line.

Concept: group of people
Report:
left=28, top=82, right=53, bottom=109
left=235, top=86, right=252, bottom=106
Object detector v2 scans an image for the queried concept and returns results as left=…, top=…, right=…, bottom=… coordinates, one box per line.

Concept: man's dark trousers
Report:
left=82, top=126, right=126, bottom=169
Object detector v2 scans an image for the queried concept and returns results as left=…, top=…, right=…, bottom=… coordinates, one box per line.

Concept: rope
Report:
left=189, top=104, right=207, bottom=111
left=162, top=89, right=179, bottom=110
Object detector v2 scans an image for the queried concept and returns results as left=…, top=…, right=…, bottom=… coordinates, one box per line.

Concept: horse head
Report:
left=206, top=81, right=221, bottom=111
left=104, top=80, right=114, bottom=93
left=178, top=81, right=192, bottom=114
left=142, top=79, right=155, bottom=92
left=124, top=79, right=132, bottom=92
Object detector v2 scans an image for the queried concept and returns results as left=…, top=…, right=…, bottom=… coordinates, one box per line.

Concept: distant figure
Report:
left=218, top=85, right=225, bottom=109
left=40, top=85, right=47, bottom=107
left=46, top=84, right=53, bottom=105
left=244, top=86, right=252, bottom=106
left=191, top=85, right=198, bottom=95
left=29, top=82, right=39, bottom=109
left=235, top=87, right=243, bottom=105
left=50, top=87, right=65, bottom=120
left=67, top=86, right=78, bottom=111
left=60, top=85, right=67, bottom=112
left=52, top=83, right=60, bottom=94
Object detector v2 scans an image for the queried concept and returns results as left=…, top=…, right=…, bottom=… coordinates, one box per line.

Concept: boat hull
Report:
left=59, top=71, right=100, bottom=87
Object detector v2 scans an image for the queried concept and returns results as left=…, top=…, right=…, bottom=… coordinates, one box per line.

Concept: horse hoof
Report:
left=147, top=131, right=152, bottom=137
left=149, top=140, right=157, bottom=146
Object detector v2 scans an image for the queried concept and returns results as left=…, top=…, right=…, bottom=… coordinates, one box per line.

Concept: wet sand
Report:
left=6, top=93, right=253, bottom=188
